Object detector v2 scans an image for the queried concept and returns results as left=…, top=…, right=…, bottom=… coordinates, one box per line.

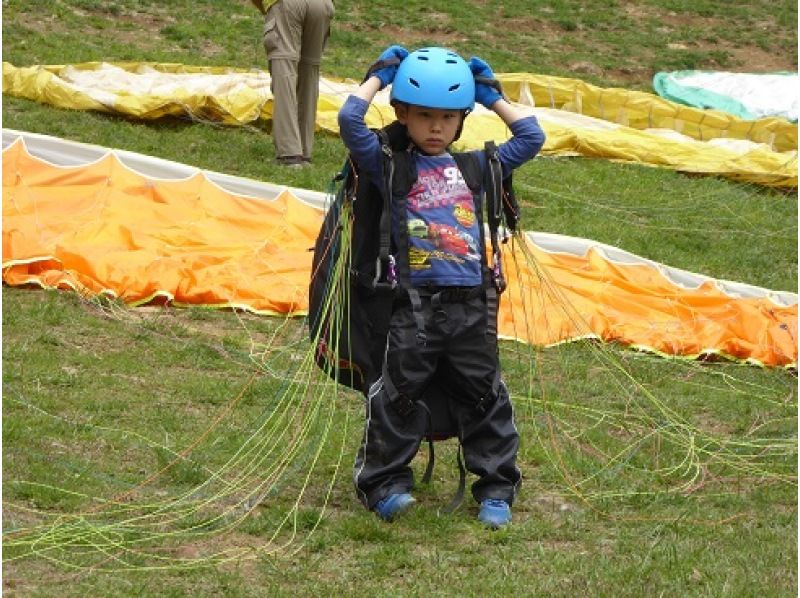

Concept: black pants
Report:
left=353, top=291, right=521, bottom=509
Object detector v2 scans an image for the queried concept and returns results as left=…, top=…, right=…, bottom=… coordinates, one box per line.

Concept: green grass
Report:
left=2, top=286, right=796, bottom=594
left=3, top=0, right=796, bottom=85
left=2, top=0, right=798, bottom=595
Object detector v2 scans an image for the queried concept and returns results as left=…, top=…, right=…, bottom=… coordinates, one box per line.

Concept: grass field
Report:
left=2, top=0, right=798, bottom=595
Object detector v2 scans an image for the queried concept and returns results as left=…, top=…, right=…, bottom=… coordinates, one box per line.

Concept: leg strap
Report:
left=407, top=287, right=427, bottom=345
left=485, top=286, right=498, bottom=339
left=440, top=443, right=467, bottom=514
left=382, top=369, right=416, bottom=417
left=474, top=369, right=502, bottom=415
left=418, top=402, right=436, bottom=484
left=416, top=403, right=466, bottom=513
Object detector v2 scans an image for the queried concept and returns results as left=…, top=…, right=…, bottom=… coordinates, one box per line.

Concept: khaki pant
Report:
left=262, top=0, right=334, bottom=160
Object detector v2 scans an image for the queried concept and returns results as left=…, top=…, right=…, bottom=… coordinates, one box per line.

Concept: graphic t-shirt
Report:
left=402, top=153, right=482, bottom=287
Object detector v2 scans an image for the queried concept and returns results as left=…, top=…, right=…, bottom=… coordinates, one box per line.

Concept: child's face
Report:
left=395, top=104, right=463, bottom=155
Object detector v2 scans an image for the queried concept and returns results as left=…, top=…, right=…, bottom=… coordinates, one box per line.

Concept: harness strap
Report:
left=485, top=286, right=498, bottom=339
left=474, top=75, right=504, bottom=97
left=388, top=150, right=430, bottom=346
left=407, top=288, right=427, bottom=345
left=474, top=368, right=502, bottom=415
left=440, top=443, right=467, bottom=514
left=427, top=286, right=484, bottom=304
left=417, top=414, right=470, bottom=514
left=418, top=402, right=436, bottom=485
left=374, top=131, right=396, bottom=288
left=419, top=419, right=466, bottom=517
left=485, top=141, right=503, bottom=226
left=377, top=131, right=393, bottom=264
left=380, top=377, right=439, bottom=491
left=484, top=141, right=507, bottom=294
left=381, top=370, right=415, bottom=417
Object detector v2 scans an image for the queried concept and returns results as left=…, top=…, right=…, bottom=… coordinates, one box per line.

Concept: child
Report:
left=338, top=46, right=546, bottom=528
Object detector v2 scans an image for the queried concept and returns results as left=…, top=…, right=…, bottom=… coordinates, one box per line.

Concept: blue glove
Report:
left=368, top=45, right=409, bottom=89
left=469, top=56, right=503, bottom=108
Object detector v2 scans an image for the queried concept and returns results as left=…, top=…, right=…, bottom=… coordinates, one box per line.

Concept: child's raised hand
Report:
left=469, top=56, right=503, bottom=108
left=366, top=45, right=410, bottom=89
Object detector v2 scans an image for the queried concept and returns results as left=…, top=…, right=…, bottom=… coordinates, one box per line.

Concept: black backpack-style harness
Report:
left=309, top=122, right=519, bottom=392
left=308, top=121, right=519, bottom=507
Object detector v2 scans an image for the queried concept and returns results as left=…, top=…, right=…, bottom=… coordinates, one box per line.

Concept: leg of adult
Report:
left=262, top=0, right=304, bottom=159
left=297, top=0, right=334, bottom=161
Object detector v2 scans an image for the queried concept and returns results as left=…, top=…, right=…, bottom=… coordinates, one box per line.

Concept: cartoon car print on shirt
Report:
left=453, top=202, right=476, bottom=228
left=459, top=230, right=478, bottom=253
left=407, top=218, right=429, bottom=239
left=408, top=247, right=432, bottom=269
left=428, top=223, right=471, bottom=256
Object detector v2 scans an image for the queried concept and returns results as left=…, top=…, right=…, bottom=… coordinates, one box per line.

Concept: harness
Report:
left=388, top=142, right=503, bottom=347
left=308, top=121, right=519, bottom=510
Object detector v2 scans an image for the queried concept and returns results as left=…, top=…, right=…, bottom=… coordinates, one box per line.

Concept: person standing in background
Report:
left=251, top=0, right=335, bottom=168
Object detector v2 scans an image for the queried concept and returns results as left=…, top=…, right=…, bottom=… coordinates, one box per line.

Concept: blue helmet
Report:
left=390, top=47, right=475, bottom=111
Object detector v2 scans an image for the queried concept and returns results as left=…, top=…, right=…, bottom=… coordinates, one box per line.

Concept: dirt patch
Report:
left=625, top=5, right=797, bottom=72
left=568, top=61, right=604, bottom=78
left=118, top=7, right=176, bottom=29
left=726, top=44, right=795, bottom=72
left=528, top=4, right=798, bottom=86
left=498, top=15, right=563, bottom=43
left=339, top=23, right=469, bottom=46
left=197, top=40, right=226, bottom=59
left=530, top=492, right=584, bottom=516
left=55, top=3, right=178, bottom=55
left=605, top=66, right=652, bottom=85
left=19, top=13, right=72, bottom=37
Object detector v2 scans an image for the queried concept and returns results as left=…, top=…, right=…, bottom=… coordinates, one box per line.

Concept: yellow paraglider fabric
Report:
left=497, top=72, right=797, bottom=153
left=3, top=61, right=796, bottom=188
left=3, top=135, right=796, bottom=368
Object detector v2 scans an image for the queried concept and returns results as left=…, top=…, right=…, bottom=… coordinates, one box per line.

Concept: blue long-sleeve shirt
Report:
left=338, top=95, right=545, bottom=286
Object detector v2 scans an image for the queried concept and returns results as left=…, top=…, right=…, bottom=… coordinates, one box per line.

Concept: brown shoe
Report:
left=276, top=155, right=307, bottom=169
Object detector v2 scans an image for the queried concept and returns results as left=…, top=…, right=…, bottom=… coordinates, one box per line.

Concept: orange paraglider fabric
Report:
left=3, top=137, right=796, bottom=367
left=499, top=241, right=797, bottom=368
left=2, top=139, right=319, bottom=314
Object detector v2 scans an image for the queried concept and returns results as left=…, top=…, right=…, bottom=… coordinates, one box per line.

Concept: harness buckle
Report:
left=387, top=255, right=397, bottom=286
left=373, top=255, right=398, bottom=290
left=492, top=252, right=507, bottom=294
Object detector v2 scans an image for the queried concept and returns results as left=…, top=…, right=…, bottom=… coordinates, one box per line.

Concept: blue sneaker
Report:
left=373, top=493, right=416, bottom=521
left=478, top=499, right=511, bottom=529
